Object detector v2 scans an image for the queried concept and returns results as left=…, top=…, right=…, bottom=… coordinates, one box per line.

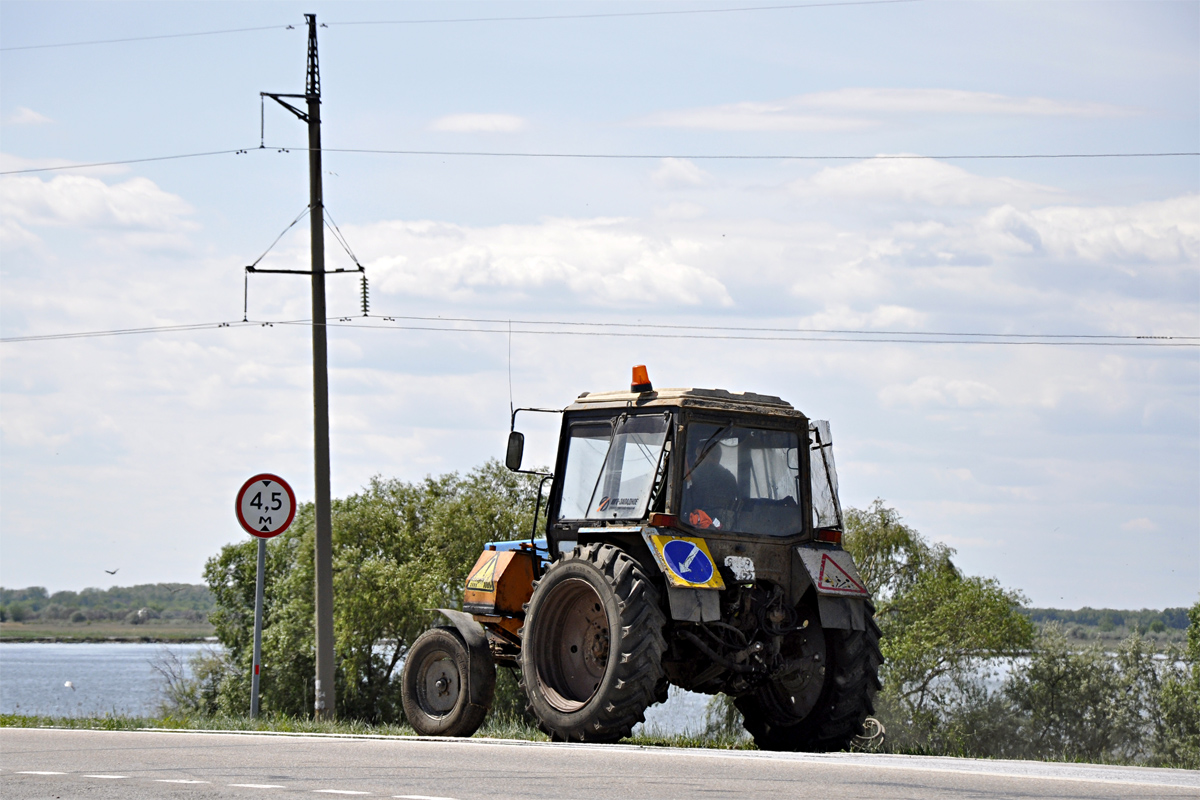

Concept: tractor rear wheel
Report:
left=520, top=543, right=667, bottom=742
left=401, top=626, right=494, bottom=737
left=736, top=600, right=882, bottom=752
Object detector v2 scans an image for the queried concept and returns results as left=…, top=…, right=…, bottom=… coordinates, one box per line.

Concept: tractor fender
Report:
left=795, top=546, right=870, bottom=631
left=435, top=608, right=493, bottom=709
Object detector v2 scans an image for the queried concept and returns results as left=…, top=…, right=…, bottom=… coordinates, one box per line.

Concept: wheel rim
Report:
left=415, top=649, right=461, bottom=716
left=770, top=624, right=828, bottom=721
left=533, top=577, right=611, bottom=712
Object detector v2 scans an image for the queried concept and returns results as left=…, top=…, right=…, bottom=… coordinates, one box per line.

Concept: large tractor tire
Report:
left=520, top=543, right=667, bottom=742
left=736, top=600, right=882, bottom=752
left=401, top=626, right=495, bottom=737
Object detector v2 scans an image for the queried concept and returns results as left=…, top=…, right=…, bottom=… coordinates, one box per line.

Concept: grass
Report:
left=0, top=712, right=750, bottom=750
left=0, top=620, right=216, bottom=642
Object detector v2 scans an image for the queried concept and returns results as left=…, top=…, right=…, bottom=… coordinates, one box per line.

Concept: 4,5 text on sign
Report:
left=235, top=474, right=297, bottom=538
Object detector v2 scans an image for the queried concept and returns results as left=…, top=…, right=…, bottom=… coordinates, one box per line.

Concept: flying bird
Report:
left=104, top=568, right=119, bottom=575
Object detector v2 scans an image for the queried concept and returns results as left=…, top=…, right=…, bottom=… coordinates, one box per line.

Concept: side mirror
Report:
left=505, top=431, right=525, bottom=471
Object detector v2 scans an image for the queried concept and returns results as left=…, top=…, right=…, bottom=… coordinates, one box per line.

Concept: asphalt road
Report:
left=2, top=728, right=1198, bottom=800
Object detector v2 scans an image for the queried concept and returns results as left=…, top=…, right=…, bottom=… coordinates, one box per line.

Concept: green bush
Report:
left=200, top=460, right=541, bottom=723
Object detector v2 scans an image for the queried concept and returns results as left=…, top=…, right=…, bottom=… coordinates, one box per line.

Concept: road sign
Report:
left=235, top=474, right=297, bottom=538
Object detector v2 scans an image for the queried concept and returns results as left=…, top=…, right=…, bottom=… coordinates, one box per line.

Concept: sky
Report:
left=1, top=1, right=1197, bottom=610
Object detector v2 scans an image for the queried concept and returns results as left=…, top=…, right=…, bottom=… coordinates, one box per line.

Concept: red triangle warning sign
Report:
left=818, top=554, right=867, bottom=595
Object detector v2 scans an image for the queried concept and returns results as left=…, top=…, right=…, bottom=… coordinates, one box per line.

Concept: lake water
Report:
left=0, top=642, right=710, bottom=733
left=0, top=642, right=212, bottom=718
left=635, top=685, right=713, bottom=737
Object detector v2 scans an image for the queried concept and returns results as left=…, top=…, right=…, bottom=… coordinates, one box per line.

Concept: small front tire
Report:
left=401, top=626, right=494, bottom=737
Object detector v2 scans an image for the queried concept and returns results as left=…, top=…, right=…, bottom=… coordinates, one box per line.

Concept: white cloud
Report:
left=428, top=113, right=528, bottom=133
left=880, top=376, right=1003, bottom=408
left=636, top=101, right=874, bottom=133
left=651, top=158, right=713, bottom=189
left=984, top=195, right=1200, bottom=265
left=790, top=88, right=1131, bottom=117
left=4, top=107, right=53, bottom=125
left=790, top=156, right=1062, bottom=207
left=634, top=88, right=1133, bottom=132
left=797, top=304, right=930, bottom=331
left=1121, top=517, right=1158, bottom=532
left=0, top=174, right=196, bottom=231
left=653, top=202, right=707, bottom=220
left=354, top=216, right=732, bottom=307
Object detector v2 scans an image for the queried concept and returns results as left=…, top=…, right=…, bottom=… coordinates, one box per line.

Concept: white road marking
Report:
left=84, top=774, right=128, bottom=779
left=314, top=792, right=370, bottom=796
left=230, top=784, right=285, bottom=789
left=394, top=795, right=463, bottom=800
left=156, top=779, right=211, bottom=784
left=16, top=771, right=66, bottom=775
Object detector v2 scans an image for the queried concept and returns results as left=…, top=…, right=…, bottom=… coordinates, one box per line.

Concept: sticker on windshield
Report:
left=643, top=534, right=725, bottom=590
left=595, top=496, right=639, bottom=515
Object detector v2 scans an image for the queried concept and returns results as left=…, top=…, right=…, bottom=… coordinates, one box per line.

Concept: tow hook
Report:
left=734, top=641, right=765, bottom=665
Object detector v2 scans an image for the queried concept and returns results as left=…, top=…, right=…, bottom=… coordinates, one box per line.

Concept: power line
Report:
left=0, top=2, right=918, bottom=51
left=319, top=318, right=1200, bottom=347
left=331, top=0, right=921, bottom=27
left=0, top=25, right=291, bottom=52
left=323, top=147, right=1200, bottom=161
left=347, top=313, right=1200, bottom=342
left=0, top=148, right=259, bottom=175
left=6, top=147, right=1193, bottom=176
left=0, top=321, right=256, bottom=343
left=4, top=315, right=1195, bottom=347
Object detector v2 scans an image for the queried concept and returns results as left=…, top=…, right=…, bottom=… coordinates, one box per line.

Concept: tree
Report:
left=842, top=500, right=1034, bottom=743
left=1004, top=624, right=1125, bottom=761
left=843, top=500, right=953, bottom=601
left=203, top=460, right=542, bottom=721
left=1154, top=600, right=1200, bottom=768
left=882, top=567, right=1034, bottom=721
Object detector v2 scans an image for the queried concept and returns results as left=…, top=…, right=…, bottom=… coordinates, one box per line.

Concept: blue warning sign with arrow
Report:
left=644, top=534, right=726, bottom=589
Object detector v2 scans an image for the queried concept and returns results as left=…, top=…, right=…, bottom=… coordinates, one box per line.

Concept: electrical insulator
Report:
left=360, top=273, right=370, bottom=317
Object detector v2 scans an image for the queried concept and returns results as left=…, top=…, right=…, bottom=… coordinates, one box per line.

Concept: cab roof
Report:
left=565, top=387, right=806, bottom=418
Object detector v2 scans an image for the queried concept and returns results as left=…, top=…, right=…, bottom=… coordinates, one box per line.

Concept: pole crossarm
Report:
left=261, top=92, right=310, bottom=123
left=246, top=266, right=364, bottom=275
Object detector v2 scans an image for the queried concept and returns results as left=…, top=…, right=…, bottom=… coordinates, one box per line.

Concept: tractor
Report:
left=400, top=366, right=881, bottom=751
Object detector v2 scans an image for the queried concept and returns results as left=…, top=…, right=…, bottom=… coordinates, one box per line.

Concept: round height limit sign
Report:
left=236, top=474, right=297, bottom=538
left=236, top=472, right=296, bottom=719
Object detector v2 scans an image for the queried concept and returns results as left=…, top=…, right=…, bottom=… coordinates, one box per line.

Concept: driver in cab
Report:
left=682, top=429, right=737, bottom=530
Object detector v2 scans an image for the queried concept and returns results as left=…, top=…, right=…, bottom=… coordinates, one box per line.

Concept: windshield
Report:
left=557, top=414, right=671, bottom=521
left=682, top=423, right=803, bottom=537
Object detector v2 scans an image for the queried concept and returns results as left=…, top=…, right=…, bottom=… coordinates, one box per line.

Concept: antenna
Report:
left=508, top=319, right=514, bottom=420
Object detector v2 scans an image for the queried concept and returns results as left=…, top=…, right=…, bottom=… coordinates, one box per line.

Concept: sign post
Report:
left=235, top=473, right=297, bottom=719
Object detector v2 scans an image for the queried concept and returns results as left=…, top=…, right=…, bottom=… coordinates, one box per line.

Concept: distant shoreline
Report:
left=0, top=620, right=217, bottom=645
left=0, top=636, right=218, bottom=644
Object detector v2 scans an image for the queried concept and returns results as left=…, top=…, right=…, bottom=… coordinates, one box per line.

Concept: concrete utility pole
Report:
left=303, top=12, right=336, bottom=724
left=259, top=13, right=336, bottom=719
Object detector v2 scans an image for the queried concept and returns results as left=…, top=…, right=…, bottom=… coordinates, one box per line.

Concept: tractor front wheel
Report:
left=401, top=626, right=494, bottom=737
